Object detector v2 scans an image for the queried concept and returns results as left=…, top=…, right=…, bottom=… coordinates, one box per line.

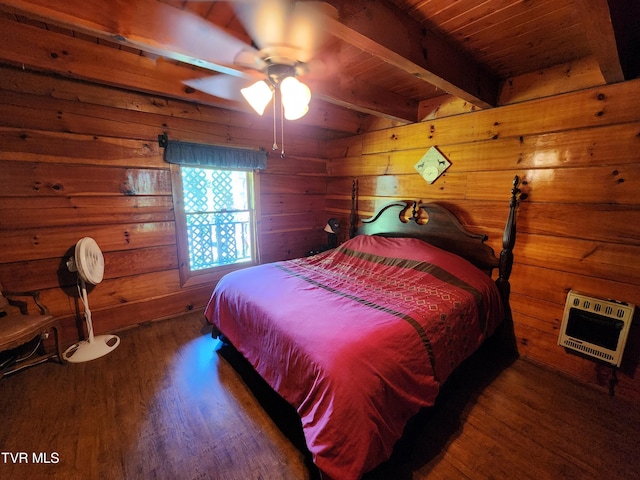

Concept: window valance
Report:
left=159, top=133, right=267, bottom=170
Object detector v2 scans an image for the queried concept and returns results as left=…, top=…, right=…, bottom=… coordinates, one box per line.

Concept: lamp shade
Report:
left=324, top=218, right=339, bottom=234
left=281, top=76, right=311, bottom=120
left=241, top=80, right=274, bottom=115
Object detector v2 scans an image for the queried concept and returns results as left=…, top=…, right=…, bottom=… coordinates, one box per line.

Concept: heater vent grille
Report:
left=558, top=290, right=635, bottom=367
left=562, top=339, right=614, bottom=362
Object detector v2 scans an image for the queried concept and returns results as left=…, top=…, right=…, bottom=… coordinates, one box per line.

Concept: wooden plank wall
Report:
left=325, top=78, right=640, bottom=400
left=0, top=65, right=327, bottom=344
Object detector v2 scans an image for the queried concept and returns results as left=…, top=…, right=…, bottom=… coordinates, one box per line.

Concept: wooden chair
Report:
left=0, top=283, right=65, bottom=378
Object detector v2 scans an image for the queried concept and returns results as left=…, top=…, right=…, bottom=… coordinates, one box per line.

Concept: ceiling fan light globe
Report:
left=281, top=76, right=311, bottom=104
left=284, top=103, right=309, bottom=120
left=281, top=77, right=311, bottom=120
left=241, top=80, right=273, bottom=115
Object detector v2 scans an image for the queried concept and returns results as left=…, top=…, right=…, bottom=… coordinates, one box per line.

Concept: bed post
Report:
left=498, top=175, right=521, bottom=289
left=494, top=175, right=521, bottom=352
left=349, top=178, right=358, bottom=239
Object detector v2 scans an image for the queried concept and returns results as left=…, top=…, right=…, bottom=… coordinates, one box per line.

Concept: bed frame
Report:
left=356, top=175, right=521, bottom=333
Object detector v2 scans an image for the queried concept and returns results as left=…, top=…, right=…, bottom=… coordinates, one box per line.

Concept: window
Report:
left=160, top=134, right=266, bottom=287
left=172, top=165, right=259, bottom=287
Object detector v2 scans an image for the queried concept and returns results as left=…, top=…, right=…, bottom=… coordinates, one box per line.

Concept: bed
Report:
left=205, top=176, right=521, bottom=480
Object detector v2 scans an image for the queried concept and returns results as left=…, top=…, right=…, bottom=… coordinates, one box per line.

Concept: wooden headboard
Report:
left=357, top=200, right=498, bottom=273
left=356, top=176, right=521, bottom=311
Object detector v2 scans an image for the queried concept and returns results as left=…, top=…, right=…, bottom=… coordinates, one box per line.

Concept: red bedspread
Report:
left=205, top=235, right=503, bottom=479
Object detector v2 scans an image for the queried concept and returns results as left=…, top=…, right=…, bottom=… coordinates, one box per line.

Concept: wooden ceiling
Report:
left=0, top=0, right=638, bottom=135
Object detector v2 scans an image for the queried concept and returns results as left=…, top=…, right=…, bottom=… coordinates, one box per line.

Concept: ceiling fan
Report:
left=183, top=0, right=338, bottom=141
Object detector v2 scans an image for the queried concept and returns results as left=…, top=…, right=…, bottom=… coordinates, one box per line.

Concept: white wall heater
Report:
left=558, top=290, right=635, bottom=367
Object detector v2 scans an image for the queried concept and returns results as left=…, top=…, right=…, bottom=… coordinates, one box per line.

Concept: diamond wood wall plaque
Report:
left=414, top=146, right=451, bottom=184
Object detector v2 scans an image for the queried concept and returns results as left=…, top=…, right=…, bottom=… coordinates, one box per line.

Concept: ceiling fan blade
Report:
left=157, top=5, right=260, bottom=76
left=183, top=75, right=253, bottom=102
left=234, top=0, right=292, bottom=51
left=300, top=56, right=328, bottom=77
left=231, top=0, right=338, bottom=65
left=234, top=49, right=268, bottom=71
left=285, top=1, right=338, bottom=63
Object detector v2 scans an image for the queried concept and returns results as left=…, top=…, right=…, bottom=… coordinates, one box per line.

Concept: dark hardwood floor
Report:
left=1, top=311, right=638, bottom=480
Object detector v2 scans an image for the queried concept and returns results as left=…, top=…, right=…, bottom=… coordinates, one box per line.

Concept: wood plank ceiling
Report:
left=0, top=0, right=637, bottom=135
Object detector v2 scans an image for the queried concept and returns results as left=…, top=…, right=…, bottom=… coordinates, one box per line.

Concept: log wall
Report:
left=3, top=62, right=640, bottom=401
left=325, top=78, right=640, bottom=400
left=0, top=65, right=328, bottom=344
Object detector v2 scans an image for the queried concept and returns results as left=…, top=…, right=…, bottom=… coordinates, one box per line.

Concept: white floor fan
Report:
left=63, top=237, right=120, bottom=363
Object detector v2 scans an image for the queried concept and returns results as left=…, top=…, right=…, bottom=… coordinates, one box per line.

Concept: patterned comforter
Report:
left=205, top=235, right=503, bottom=479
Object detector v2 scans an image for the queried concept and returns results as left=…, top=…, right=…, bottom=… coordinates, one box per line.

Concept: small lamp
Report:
left=324, top=218, right=339, bottom=249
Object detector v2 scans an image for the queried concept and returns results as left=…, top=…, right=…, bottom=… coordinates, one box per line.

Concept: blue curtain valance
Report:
left=159, top=134, right=267, bottom=170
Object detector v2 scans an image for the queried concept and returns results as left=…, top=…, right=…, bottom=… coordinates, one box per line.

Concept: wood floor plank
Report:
left=0, top=312, right=638, bottom=480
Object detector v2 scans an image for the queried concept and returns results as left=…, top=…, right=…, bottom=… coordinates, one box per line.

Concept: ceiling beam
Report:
left=572, top=0, right=625, bottom=83
left=0, top=0, right=418, bottom=122
left=308, top=70, right=418, bottom=124
left=323, top=0, right=499, bottom=109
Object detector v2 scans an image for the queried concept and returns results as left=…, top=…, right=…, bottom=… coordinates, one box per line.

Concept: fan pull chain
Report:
left=272, top=97, right=278, bottom=151
left=280, top=101, right=286, bottom=158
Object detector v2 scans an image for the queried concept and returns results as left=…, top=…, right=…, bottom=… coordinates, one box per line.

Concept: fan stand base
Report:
left=63, top=334, right=120, bottom=363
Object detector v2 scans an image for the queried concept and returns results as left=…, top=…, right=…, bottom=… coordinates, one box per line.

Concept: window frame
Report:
left=170, top=163, right=261, bottom=287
